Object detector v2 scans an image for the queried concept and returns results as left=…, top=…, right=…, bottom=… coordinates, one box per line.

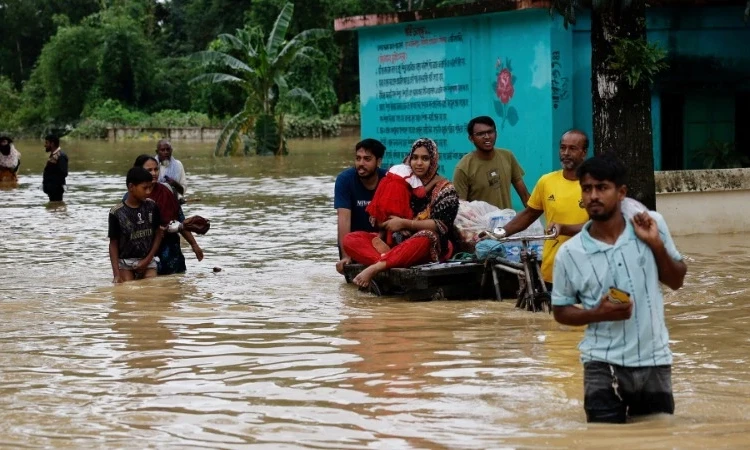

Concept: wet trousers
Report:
left=342, top=231, right=433, bottom=269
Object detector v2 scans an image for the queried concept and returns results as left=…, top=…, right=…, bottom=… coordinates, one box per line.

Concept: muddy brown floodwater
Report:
left=1, top=138, right=749, bottom=448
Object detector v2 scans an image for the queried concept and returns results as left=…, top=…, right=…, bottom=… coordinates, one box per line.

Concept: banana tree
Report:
left=190, top=2, right=329, bottom=156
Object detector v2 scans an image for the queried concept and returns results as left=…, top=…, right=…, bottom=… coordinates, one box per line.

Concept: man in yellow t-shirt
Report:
left=454, top=116, right=530, bottom=209
left=494, top=130, right=590, bottom=285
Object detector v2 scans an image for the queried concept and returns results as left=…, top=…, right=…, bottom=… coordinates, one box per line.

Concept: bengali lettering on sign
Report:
left=366, top=25, right=472, bottom=177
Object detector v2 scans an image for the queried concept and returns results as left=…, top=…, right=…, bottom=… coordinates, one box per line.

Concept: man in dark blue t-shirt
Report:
left=334, top=138, right=387, bottom=275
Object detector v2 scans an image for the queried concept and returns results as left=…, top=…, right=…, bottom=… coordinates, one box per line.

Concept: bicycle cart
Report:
left=478, top=227, right=559, bottom=313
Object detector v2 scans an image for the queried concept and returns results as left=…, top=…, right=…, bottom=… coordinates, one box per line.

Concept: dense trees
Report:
left=0, top=0, right=462, bottom=136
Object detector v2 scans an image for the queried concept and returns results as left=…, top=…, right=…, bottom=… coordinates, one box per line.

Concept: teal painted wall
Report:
left=356, top=5, right=749, bottom=203
left=571, top=7, right=750, bottom=170
left=358, top=10, right=570, bottom=211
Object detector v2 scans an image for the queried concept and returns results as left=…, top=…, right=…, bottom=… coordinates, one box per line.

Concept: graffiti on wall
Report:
left=493, top=57, right=519, bottom=129
left=551, top=50, right=569, bottom=110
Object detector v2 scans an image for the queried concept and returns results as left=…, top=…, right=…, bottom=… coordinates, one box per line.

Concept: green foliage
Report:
left=86, top=99, right=149, bottom=125
left=0, top=0, right=433, bottom=138
left=149, top=110, right=215, bottom=128
left=0, top=77, right=22, bottom=130
left=338, top=95, right=360, bottom=116
left=284, top=115, right=341, bottom=138
left=33, top=23, right=102, bottom=123
left=692, top=141, right=749, bottom=169
left=68, top=100, right=219, bottom=139
left=20, top=6, right=158, bottom=125
left=607, top=37, right=668, bottom=88
left=95, top=14, right=156, bottom=106
left=191, top=1, right=330, bottom=156
left=0, top=0, right=101, bottom=88
left=254, top=114, right=283, bottom=155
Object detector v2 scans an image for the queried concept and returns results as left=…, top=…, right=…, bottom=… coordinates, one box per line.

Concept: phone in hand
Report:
left=608, top=287, right=631, bottom=304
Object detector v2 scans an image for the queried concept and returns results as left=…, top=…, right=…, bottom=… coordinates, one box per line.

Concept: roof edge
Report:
left=334, top=0, right=552, bottom=32
left=333, top=0, right=748, bottom=32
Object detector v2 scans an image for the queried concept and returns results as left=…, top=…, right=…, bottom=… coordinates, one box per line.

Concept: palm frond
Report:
left=266, top=2, right=294, bottom=58
left=189, top=73, right=245, bottom=85
left=190, top=50, right=254, bottom=74
left=214, top=109, right=253, bottom=156
left=285, top=87, right=318, bottom=111
left=274, top=29, right=329, bottom=65
left=274, top=74, right=288, bottom=91
left=217, top=33, right=247, bottom=51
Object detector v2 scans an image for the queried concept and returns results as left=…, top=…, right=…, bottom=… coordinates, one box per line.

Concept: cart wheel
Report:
left=533, top=292, right=552, bottom=313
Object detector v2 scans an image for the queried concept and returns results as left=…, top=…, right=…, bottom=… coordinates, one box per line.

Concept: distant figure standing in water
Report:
left=43, top=134, right=68, bottom=202
left=0, top=135, right=21, bottom=184
left=155, top=140, right=187, bottom=203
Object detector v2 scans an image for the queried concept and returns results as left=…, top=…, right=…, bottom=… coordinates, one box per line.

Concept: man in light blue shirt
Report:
left=552, top=154, right=687, bottom=424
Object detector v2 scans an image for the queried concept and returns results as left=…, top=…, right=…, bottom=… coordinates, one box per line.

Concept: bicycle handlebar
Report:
left=477, top=226, right=559, bottom=242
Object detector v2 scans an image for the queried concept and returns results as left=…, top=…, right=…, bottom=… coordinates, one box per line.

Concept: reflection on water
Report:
left=1, top=138, right=750, bottom=447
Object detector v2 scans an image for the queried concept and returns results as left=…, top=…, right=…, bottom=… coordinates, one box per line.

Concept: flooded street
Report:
left=1, top=138, right=749, bottom=448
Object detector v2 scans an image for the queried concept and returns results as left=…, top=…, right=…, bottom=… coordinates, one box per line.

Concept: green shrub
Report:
left=284, top=115, right=341, bottom=138
left=338, top=95, right=360, bottom=116
left=67, top=119, right=110, bottom=139
left=86, top=99, right=149, bottom=125
left=149, top=110, right=214, bottom=127
left=69, top=100, right=225, bottom=138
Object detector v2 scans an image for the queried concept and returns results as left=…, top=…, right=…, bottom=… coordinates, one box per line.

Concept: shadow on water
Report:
left=1, top=138, right=750, bottom=447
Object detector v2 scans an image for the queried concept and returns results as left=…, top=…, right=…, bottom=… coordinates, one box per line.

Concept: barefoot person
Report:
left=342, top=138, right=459, bottom=288
left=334, top=139, right=387, bottom=275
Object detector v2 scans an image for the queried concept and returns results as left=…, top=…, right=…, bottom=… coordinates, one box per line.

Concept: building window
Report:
left=683, top=94, right=736, bottom=169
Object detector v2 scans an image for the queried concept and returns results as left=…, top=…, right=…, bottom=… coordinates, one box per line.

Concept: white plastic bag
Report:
left=454, top=200, right=501, bottom=245
left=621, top=197, right=648, bottom=220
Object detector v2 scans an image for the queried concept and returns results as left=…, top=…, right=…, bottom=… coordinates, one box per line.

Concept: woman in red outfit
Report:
left=343, top=138, right=459, bottom=288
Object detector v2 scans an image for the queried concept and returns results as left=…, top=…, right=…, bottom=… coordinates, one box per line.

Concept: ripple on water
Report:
left=2, top=142, right=750, bottom=447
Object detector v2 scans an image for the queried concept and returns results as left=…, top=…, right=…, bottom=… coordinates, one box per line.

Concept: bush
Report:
left=0, top=76, right=21, bottom=131
left=284, top=115, right=341, bottom=138
left=149, top=110, right=215, bottom=128
left=68, top=100, right=225, bottom=139
left=338, top=95, right=360, bottom=116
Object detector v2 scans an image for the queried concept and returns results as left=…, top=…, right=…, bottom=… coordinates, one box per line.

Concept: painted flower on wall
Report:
left=493, top=58, right=519, bottom=128
left=496, top=68, right=514, bottom=104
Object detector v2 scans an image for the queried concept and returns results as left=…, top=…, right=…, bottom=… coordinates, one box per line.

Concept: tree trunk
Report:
left=16, top=39, right=24, bottom=78
left=591, top=0, right=656, bottom=210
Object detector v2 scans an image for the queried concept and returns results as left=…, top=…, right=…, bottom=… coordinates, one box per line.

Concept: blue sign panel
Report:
left=360, top=21, right=472, bottom=177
